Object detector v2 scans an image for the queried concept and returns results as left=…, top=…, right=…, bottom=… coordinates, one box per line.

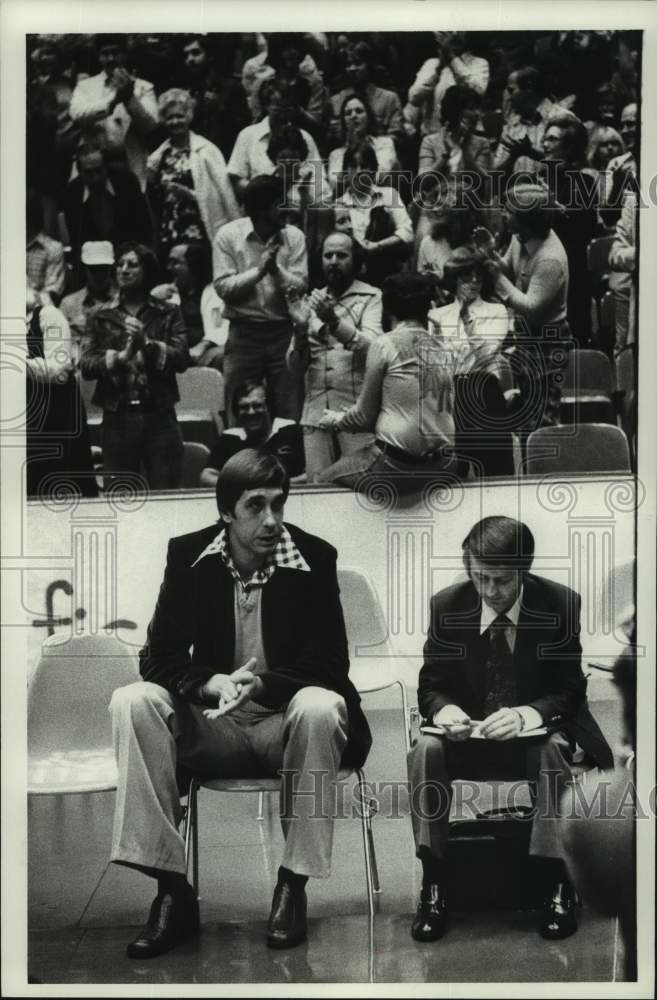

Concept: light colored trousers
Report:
left=407, top=731, right=574, bottom=861
left=303, top=426, right=374, bottom=483
left=110, top=681, right=348, bottom=879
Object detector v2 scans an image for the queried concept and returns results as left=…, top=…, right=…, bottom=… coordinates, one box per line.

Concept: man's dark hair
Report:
left=382, top=273, right=433, bottom=323
left=259, top=79, right=284, bottom=113
left=116, top=241, right=161, bottom=292
left=183, top=241, right=212, bottom=288
left=267, top=125, right=309, bottom=164
left=441, top=85, right=482, bottom=134
left=243, top=174, right=286, bottom=217
left=94, top=33, right=126, bottom=52
left=216, top=450, right=289, bottom=517
left=231, top=378, right=268, bottom=421
left=462, top=516, right=535, bottom=573
left=349, top=41, right=373, bottom=67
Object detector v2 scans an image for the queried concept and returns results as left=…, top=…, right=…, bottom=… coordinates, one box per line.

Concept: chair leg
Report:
left=396, top=678, right=412, bottom=753
left=257, top=790, right=265, bottom=821
left=355, top=768, right=378, bottom=915
left=183, top=778, right=199, bottom=898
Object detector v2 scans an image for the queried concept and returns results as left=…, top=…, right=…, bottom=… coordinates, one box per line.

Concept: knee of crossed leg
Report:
left=288, top=686, right=346, bottom=725
left=109, top=680, right=163, bottom=721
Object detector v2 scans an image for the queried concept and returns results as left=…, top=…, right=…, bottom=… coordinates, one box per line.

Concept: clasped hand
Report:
left=202, top=658, right=260, bottom=719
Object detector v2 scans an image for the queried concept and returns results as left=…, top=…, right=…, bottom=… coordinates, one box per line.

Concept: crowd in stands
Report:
left=25, top=30, right=641, bottom=496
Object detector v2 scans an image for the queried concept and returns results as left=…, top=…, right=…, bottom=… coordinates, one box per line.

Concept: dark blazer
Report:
left=62, top=167, right=153, bottom=260
left=418, top=573, right=613, bottom=770
left=139, top=522, right=372, bottom=769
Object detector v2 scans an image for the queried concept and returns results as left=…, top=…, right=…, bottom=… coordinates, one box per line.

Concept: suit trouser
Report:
left=407, top=731, right=574, bottom=861
left=109, top=681, right=348, bottom=879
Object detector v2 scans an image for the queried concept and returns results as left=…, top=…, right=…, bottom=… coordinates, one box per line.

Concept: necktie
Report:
left=483, top=613, right=517, bottom=715
left=460, top=304, right=473, bottom=339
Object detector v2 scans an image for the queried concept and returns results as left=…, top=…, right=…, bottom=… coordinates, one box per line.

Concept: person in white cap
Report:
left=61, top=241, right=118, bottom=349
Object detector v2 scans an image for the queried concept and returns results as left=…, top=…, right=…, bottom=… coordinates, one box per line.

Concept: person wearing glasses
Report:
left=200, top=379, right=304, bottom=487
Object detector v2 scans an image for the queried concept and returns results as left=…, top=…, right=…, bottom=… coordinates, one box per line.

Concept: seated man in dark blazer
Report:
left=110, top=450, right=371, bottom=958
left=408, top=515, right=613, bottom=943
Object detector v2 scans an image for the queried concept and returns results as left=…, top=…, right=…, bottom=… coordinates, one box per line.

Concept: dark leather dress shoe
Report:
left=411, top=884, right=448, bottom=942
left=266, top=881, right=307, bottom=949
left=540, top=880, right=581, bottom=940
left=126, top=888, right=200, bottom=959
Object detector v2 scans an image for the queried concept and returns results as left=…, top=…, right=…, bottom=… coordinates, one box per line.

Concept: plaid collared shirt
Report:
left=191, top=525, right=311, bottom=592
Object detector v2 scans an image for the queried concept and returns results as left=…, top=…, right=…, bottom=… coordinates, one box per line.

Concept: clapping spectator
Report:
left=147, top=88, right=239, bottom=264
left=69, top=34, right=159, bottom=191
left=286, top=231, right=383, bottom=482
left=407, top=32, right=489, bottom=137
left=151, top=242, right=227, bottom=372
left=81, top=242, right=190, bottom=491
left=227, top=79, right=328, bottom=204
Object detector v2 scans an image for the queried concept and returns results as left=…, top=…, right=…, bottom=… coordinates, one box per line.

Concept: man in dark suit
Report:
left=110, top=450, right=371, bottom=958
left=408, top=515, right=613, bottom=943
left=62, top=145, right=153, bottom=277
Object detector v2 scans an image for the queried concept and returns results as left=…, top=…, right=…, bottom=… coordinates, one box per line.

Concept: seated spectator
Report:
left=199, top=379, right=304, bottom=487
left=429, top=247, right=514, bottom=478
left=25, top=286, right=98, bottom=499
left=60, top=240, right=118, bottom=349
left=406, top=32, right=489, bottom=137
left=147, top=88, right=240, bottom=264
left=177, top=34, right=250, bottom=160
left=26, top=189, right=66, bottom=306
left=81, top=242, right=189, bottom=491
left=329, top=41, right=403, bottom=141
left=286, top=231, right=383, bottom=482
left=335, top=142, right=413, bottom=288
left=69, top=33, right=159, bottom=191
left=213, top=174, right=308, bottom=423
left=62, top=144, right=153, bottom=268
left=327, top=94, right=399, bottom=195
left=227, top=79, right=328, bottom=204
left=318, top=273, right=454, bottom=495
left=151, top=242, right=227, bottom=372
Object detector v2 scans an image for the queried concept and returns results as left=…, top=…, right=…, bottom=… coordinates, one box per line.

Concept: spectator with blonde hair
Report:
left=147, top=88, right=239, bottom=263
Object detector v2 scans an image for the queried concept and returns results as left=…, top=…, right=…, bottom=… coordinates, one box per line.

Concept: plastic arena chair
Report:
left=181, top=568, right=411, bottom=915
left=28, top=632, right=139, bottom=796
left=559, top=349, right=616, bottom=425
left=182, top=441, right=211, bottom=489
left=524, top=424, right=631, bottom=475
left=176, top=368, right=225, bottom=444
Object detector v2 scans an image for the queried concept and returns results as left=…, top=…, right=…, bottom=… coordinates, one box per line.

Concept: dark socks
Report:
left=419, top=848, right=447, bottom=890
left=278, top=866, right=308, bottom=893
left=157, top=871, right=193, bottom=896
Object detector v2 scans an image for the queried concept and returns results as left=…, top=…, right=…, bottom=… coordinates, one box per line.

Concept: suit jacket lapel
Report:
left=513, top=576, right=556, bottom=700
left=196, top=553, right=235, bottom=671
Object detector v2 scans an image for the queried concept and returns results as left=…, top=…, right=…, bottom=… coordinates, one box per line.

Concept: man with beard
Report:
left=286, top=231, right=383, bottom=481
